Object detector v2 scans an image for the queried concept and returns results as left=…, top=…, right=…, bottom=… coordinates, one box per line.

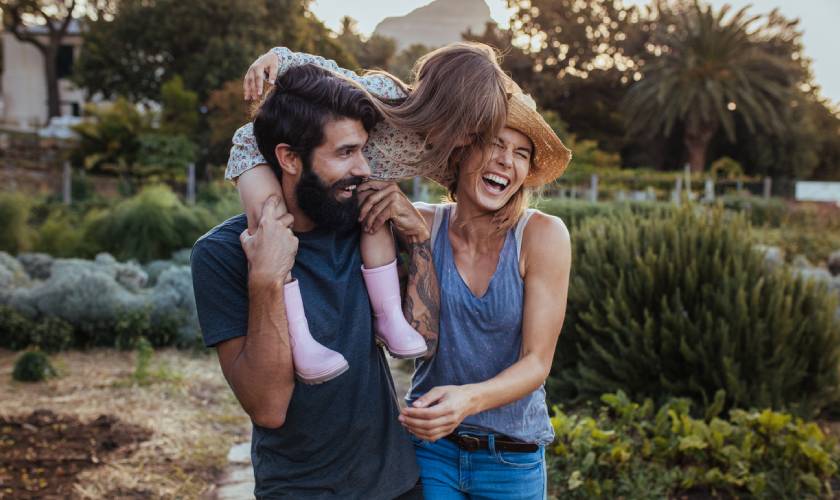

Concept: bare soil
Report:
left=0, top=410, right=151, bottom=498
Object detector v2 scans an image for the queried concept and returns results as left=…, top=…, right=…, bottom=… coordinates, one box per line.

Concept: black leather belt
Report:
left=444, top=433, right=539, bottom=453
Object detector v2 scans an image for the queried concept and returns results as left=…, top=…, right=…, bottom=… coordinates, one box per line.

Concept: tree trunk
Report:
left=683, top=123, right=717, bottom=173
left=43, top=44, right=62, bottom=120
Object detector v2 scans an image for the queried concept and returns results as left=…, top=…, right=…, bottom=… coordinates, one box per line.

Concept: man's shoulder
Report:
left=191, top=214, right=248, bottom=265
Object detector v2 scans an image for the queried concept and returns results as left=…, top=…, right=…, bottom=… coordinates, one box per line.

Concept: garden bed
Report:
left=0, top=349, right=250, bottom=498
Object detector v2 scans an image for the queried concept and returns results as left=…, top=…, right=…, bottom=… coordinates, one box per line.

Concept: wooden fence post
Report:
left=186, top=163, right=196, bottom=205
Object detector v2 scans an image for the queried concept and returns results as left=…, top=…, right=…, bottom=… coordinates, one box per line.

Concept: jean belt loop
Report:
left=488, top=433, right=496, bottom=454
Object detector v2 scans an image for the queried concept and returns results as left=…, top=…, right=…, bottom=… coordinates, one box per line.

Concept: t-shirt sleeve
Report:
left=190, top=236, right=249, bottom=347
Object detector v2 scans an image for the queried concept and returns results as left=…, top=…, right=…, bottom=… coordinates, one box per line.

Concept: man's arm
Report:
left=192, top=198, right=298, bottom=428
left=215, top=280, right=294, bottom=429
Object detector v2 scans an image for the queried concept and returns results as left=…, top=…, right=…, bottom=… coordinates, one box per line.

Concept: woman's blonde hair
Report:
left=366, top=42, right=510, bottom=177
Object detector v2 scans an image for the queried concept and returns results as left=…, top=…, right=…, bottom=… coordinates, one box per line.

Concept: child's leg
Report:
left=361, top=223, right=427, bottom=359
left=237, top=165, right=293, bottom=283
left=239, top=166, right=348, bottom=384
left=360, top=223, right=396, bottom=269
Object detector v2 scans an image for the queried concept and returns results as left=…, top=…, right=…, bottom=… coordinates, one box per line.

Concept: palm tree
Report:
left=624, top=1, right=799, bottom=172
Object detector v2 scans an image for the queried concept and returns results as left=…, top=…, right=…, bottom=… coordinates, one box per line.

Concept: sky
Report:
left=309, top=0, right=840, bottom=106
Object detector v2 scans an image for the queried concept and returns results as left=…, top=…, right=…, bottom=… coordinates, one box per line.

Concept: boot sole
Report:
left=375, top=337, right=428, bottom=359
left=296, top=361, right=350, bottom=385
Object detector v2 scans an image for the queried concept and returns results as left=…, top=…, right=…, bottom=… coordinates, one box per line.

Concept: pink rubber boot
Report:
left=284, top=279, right=349, bottom=384
left=361, top=260, right=428, bottom=359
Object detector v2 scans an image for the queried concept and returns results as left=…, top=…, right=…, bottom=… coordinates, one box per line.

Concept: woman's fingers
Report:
left=408, top=425, right=456, bottom=442
left=401, top=413, right=454, bottom=431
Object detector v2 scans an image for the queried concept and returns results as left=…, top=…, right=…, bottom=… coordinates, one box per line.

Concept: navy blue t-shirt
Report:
left=190, top=214, right=418, bottom=499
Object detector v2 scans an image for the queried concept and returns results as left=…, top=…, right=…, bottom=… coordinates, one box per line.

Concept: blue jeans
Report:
left=410, top=432, right=547, bottom=499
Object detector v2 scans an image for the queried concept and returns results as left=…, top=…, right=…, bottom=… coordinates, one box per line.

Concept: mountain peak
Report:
left=373, top=0, right=492, bottom=50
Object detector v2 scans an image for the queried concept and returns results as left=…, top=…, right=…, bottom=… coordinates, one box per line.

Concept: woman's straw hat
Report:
left=504, top=92, right=572, bottom=187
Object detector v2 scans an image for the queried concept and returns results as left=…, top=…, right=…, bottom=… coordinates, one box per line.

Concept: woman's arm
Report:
left=358, top=182, right=440, bottom=357
left=400, top=212, right=571, bottom=441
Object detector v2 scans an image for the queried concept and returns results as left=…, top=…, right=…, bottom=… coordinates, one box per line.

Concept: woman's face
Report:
left=456, top=126, right=533, bottom=213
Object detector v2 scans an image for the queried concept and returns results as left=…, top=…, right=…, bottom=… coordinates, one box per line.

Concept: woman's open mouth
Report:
left=481, top=173, right=510, bottom=194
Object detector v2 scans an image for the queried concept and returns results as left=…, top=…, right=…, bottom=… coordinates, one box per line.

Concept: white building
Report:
left=1, top=20, right=87, bottom=130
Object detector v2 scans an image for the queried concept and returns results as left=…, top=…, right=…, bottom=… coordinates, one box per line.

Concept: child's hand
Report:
left=244, top=50, right=280, bottom=100
left=240, top=196, right=297, bottom=289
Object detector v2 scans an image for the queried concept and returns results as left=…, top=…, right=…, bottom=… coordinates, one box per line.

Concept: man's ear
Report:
left=274, top=144, right=301, bottom=176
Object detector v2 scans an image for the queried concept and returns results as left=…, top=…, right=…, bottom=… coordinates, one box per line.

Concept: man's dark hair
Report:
left=252, top=64, right=380, bottom=179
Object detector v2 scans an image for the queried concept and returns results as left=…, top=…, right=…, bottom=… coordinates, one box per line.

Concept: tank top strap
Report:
left=514, top=209, right=537, bottom=261
left=430, top=203, right=451, bottom=252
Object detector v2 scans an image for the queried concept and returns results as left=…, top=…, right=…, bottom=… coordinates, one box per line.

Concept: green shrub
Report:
left=534, top=198, right=673, bottom=232
left=114, top=307, right=153, bottom=350
left=133, top=337, right=153, bottom=384
left=719, top=195, right=788, bottom=227
left=553, top=207, right=840, bottom=417
left=33, top=210, right=92, bottom=258
left=12, top=350, right=56, bottom=382
left=84, top=185, right=214, bottom=262
left=0, top=192, right=32, bottom=253
left=0, top=306, right=74, bottom=353
left=549, top=391, right=839, bottom=499
left=754, top=226, right=840, bottom=265
left=30, top=316, right=73, bottom=353
left=0, top=305, right=33, bottom=350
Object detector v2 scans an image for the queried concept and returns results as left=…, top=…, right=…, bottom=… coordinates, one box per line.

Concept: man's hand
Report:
left=240, top=196, right=297, bottom=288
left=399, top=385, right=478, bottom=441
left=357, top=181, right=429, bottom=243
left=244, top=50, right=280, bottom=100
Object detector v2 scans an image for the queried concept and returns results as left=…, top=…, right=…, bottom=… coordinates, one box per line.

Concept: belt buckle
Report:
left=460, top=434, right=481, bottom=451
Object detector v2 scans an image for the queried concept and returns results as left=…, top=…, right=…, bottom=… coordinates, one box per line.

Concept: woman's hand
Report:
left=357, top=181, right=429, bottom=243
left=244, top=50, right=280, bottom=100
left=399, top=385, right=478, bottom=441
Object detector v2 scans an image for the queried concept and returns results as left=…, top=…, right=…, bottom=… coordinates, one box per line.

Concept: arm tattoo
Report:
left=401, top=238, right=440, bottom=359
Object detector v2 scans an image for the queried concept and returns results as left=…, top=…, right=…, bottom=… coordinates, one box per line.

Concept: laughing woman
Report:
left=361, top=92, right=572, bottom=499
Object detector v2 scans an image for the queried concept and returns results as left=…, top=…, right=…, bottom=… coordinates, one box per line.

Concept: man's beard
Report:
left=295, top=162, right=364, bottom=232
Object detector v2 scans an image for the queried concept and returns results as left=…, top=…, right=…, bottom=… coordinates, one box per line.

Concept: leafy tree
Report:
left=205, top=80, right=252, bottom=165
left=0, top=0, right=114, bottom=119
left=336, top=16, right=393, bottom=70
left=389, top=43, right=431, bottom=83
left=159, top=76, right=198, bottom=136
left=623, top=2, right=801, bottom=172
left=74, top=0, right=354, bottom=103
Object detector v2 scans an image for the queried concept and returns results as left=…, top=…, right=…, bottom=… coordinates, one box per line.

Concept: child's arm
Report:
left=227, top=123, right=283, bottom=235
left=244, top=46, right=408, bottom=102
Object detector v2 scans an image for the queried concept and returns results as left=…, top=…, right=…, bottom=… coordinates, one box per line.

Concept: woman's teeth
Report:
left=482, top=174, right=509, bottom=192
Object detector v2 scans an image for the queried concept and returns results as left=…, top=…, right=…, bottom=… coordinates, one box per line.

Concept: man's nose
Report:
left=352, top=154, right=372, bottom=178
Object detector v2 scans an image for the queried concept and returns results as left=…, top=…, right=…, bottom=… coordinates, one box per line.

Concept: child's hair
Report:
left=367, top=42, right=510, bottom=177
left=252, top=64, right=379, bottom=179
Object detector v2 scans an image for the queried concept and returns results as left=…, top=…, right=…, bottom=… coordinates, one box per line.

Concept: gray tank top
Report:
left=407, top=204, right=555, bottom=445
